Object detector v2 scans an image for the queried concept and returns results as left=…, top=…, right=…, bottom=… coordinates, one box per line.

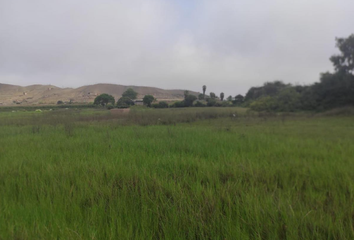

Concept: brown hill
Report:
left=0, top=83, right=198, bottom=106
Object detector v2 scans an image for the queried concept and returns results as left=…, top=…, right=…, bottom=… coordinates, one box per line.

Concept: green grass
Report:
left=0, top=108, right=354, bottom=239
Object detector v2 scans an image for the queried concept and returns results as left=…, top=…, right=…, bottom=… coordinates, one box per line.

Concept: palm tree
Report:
left=220, top=92, right=224, bottom=101
left=202, top=85, right=207, bottom=99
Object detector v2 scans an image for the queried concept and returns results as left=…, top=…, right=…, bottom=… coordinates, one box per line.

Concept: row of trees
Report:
left=93, top=88, right=169, bottom=109
left=93, top=88, right=137, bottom=108
left=93, top=34, right=354, bottom=111
left=245, top=34, right=354, bottom=112
left=93, top=85, right=246, bottom=109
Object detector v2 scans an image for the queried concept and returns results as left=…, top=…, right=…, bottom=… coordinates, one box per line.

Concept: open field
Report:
left=1, top=108, right=354, bottom=239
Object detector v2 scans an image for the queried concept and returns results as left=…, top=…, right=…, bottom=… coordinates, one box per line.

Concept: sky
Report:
left=1, top=0, right=354, bottom=96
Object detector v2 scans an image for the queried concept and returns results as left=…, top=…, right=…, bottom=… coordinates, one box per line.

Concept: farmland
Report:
left=1, top=108, right=354, bottom=239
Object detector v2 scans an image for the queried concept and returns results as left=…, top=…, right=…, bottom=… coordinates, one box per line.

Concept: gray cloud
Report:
left=1, top=0, right=354, bottom=96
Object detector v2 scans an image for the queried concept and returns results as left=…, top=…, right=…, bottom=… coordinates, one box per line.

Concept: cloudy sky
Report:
left=1, top=0, right=353, bottom=96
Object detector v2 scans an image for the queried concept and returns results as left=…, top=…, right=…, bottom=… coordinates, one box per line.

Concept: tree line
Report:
left=91, top=34, right=353, bottom=111
left=244, top=34, right=354, bottom=112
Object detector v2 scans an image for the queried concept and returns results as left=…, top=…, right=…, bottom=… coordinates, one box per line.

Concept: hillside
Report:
left=0, top=83, right=198, bottom=106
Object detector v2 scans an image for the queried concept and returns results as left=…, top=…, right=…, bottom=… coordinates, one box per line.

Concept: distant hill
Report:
left=0, top=83, right=198, bottom=106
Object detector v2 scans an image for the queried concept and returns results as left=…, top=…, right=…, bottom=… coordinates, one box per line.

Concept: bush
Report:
left=172, top=101, right=185, bottom=108
left=194, top=101, right=206, bottom=107
left=152, top=101, right=169, bottom=108
left=206, top=99, right=216, bottom=107
left=107, top=104, right=115, bottom=110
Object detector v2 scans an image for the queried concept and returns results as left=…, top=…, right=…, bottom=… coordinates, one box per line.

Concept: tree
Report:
left=202, top=85, right=207, bottom=99
left=117, top=97, right=134, bottom=108
left=233, top=94, right=244, bottom=105
left=184, top=94, right=197, bottom=107
left=184, top=90, right=189, bottom=99
left=122, top=88, right=138, bottom=100
left=143, top=95, right=155, bottom=107
left=330, top=34, right=354, bottom=74
left=57, top=100, right=64, bottom=105
left=220, top=92, right=225, bottom=101
left=210, top=92, right=216, bottom=99
left=244, top=81, right=288, bottom=102
left=94, top=94, right=115, bottom=106
left=227, top=95, right=232, bottom=102
left=198, top=93, right=204, bottom=100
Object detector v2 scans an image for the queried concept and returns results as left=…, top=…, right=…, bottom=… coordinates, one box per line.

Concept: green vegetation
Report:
left=246, top=34, right=354, bottom=112
left=202, top=85, right=207, bottom=99
left=93, top=94, right=115, bottom=106
left=143, top=95, right=155, bottom=107
left=1, top=108, right=354, bottom=239
left=220, top=92, right=224, bottom=101
left=122, top=88, right=138, bottom=100
left=152, top=101, right=168, bottom=108
left=117, top=96, right=135, bottom=108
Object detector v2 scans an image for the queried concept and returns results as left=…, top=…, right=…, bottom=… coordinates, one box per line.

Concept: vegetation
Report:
left=202, top=85, right=207, bottom=99
left=246, top=34, right=354, bottom=112
left=93, top=94, right=115, bottom=106
left=1, top=108, right=354, bottom=239
left=234, top=94, right=244, bottom=105
left=143, top=95, right=155, bottom=107
left=122, top=88, right=138, bottom=100
left=220, top=92, right=224, bottom=101
left=152, top=101, right=169, bottom=108
left=117, top=96, right=135, bottom=108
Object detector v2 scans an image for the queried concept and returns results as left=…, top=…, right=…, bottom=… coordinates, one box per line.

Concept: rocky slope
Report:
left=0, top=83, right=197, bottom=105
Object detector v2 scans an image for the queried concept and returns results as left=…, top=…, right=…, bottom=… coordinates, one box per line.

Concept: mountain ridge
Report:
left=0, top=83, right=198, bottom=106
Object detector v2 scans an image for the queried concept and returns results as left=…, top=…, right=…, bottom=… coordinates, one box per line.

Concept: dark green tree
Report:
left=184, top=90, right=190, bottom=99
left=330, top=34, right=354, bottom=74
left=184, top=94, right=197, bottom=107
left=94, top=94, right=115, bottom=106
left=233, top=94, right=244, bottom=105
left=209, top=92, right=216, bottom=99
left=122, top=88, right=138, bottom=100
left=198, top=93, right=204, bottom=100
left=220, top=92, right=224, bottom=101
left=227, top=95, right=232, bottom=102
left=202, top=85, right=207, bottom=99
left=117, top=97, right=135, bottom=108
left=143, top=95, right=155, bottom=107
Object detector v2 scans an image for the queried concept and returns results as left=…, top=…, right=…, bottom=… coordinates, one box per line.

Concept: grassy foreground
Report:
left=0, top=108, right=354, bottom=239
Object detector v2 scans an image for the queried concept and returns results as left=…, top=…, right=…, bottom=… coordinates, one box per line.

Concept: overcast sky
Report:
left=1, top=0, right=353, bottom=96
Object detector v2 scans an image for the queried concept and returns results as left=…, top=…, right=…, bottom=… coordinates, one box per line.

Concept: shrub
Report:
left=172, top=101, right=185, bottom=108
left=117, top=97, right=135, bottom=108
left=152, top=101, right=169, bottom=108
left=194, top=101, right=206, bottom=107
left=206, top=98, right=216, bottom=107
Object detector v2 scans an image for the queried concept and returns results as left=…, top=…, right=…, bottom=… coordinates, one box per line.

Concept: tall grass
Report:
left=0, top=109, right=354, bottom=239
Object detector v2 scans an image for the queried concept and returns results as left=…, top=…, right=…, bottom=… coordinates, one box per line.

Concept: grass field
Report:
left=1, top=108, right=354, bottom=239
